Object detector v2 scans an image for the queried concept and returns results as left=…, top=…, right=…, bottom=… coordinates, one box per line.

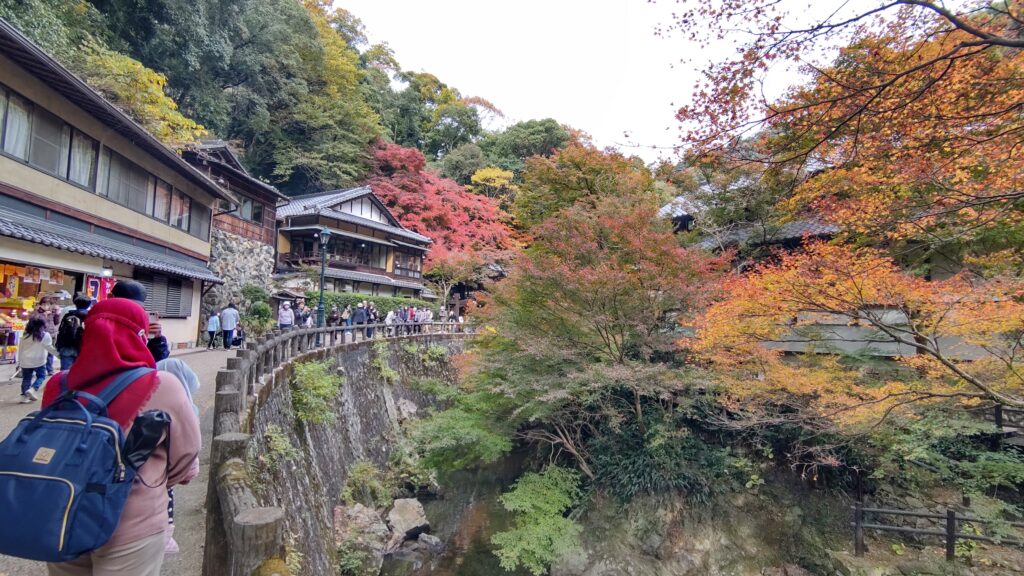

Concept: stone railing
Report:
left=200, top=322, right=470, bottom=576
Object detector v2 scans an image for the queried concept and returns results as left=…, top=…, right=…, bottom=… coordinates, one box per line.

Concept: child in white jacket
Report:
left=16, top=315, right=58, bottom=403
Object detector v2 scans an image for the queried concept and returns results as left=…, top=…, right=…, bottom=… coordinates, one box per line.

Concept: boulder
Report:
left=387, top=498, right=430, bottom=551
left=418, top=532, right=444, bottom=554
left=333, top=504, right=389, bottom=574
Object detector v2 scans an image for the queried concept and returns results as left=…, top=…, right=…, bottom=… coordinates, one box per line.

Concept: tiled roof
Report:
left=276, top=187, right=372, bottom=217
left=658, top=196, right=700, bottom=219
left=322, top=268, right=425, bottom=291
left=699, top=218, right=840, bottom=250
left=276, top=187, right=432, bottom=244
left=0, top=208, right=222, bottom=283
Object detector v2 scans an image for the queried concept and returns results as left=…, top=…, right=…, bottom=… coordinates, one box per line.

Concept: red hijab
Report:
left=42, top=298, right=160, bottom=428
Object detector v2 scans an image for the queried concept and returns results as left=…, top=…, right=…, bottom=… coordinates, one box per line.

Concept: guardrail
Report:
left=201, top=321, right=469, bottom=576
left=851, top=503, right=1024, bottom=560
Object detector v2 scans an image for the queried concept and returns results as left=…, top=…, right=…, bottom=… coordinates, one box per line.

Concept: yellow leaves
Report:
left=79, top=43, right=205, bottom=147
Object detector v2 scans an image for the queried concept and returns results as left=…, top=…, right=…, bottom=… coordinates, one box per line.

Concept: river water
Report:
left=380, top=453, right=532, bottom=576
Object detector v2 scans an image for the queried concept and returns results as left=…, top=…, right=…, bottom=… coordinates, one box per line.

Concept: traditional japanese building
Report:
left=0, top=18, right=235, bottom=351
left=182, top=140, right=288, bottom=313
left=275, top=187, right=431, bottom=298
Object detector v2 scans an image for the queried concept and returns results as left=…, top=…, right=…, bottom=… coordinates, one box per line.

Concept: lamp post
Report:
left=315, top=227, right=332, bottom=346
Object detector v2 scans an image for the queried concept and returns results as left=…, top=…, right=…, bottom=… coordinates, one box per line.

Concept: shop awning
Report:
left=0, top=207, right=223, bottom=283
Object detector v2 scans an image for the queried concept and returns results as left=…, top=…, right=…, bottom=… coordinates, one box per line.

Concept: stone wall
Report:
left=247, top=334, right=464, bottom=575
left=205, top=227, right=276, bottom=313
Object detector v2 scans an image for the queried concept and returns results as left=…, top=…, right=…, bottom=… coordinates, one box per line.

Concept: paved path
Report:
left=0, top=348, right=231, bottom=576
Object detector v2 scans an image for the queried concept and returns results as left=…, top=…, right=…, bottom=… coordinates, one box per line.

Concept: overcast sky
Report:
left=334, top=0, right=723, bottom=163
left=337, top=1, right=885, bottom=164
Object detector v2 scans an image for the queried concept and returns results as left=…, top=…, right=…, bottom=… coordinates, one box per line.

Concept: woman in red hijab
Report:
left=42, top=298, right=201, bottom=576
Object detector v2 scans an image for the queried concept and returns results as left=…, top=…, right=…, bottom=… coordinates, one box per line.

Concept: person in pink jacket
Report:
left=41, top=298, right=201, bottom=576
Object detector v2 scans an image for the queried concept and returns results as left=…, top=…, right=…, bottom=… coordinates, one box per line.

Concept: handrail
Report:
left=851, top=503, right=1024, bottom=561
left=201, top=321, right=472, bottom=576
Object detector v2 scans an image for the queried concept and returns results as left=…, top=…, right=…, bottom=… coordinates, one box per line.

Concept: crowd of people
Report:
left=275, top=299, right=457, bottom=339
left=6, top=281, right=202, bottom=573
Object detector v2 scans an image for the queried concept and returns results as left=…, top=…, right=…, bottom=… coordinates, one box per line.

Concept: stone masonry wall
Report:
left=247, top=334, right=464, bottom=575
left=205, top=227, right=276, bottom=314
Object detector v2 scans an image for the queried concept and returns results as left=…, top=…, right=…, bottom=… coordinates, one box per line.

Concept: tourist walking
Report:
left=385, top=309, right=396, bottom=337
left=220, top=303, right=240, bottom=350
left=327, top=305, right=340, bottom=327
left=42, top=297, right=201, bottom=576
left=15, top=315, right=58, bottom=403
left=352, top=302, right=368, bottom=340
left=206, top=312, right=220, bottom=349
left=277, top=301, right=295, bottom=331
left=342, top=304, right=352, bottom=326
left=55, top=293, right=92, bottom=370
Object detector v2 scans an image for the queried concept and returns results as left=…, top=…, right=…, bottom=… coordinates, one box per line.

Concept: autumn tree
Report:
left=367, top=142, right=515, bottom=263
left=414, top=194, right=728, bottom=481
left=470, top=166, right=518, bottom=209
left=670, top=0, right=1024, bottom=259
left=424, top=251, right=486, bottom=314
left=699, top=243, right=1024, bottom=432
left=514, top=139, right=655, bottom=229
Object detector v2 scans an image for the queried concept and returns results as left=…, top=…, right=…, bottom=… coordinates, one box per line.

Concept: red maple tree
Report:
left=367, top=141, right=516, bottom=263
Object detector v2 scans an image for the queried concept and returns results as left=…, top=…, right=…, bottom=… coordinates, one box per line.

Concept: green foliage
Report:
left=478, top=118, right=569, bottom=175
left=335, top=536, right=370, bottom=576
left=241, top=284, right=270, bottom=305
left=242, top=301, right=275, bottom=337
left=425, top=102, right=482, bottom=159
left=589, top=416, right=731, bottom=503
left=78, top=41, right=205, bottom=146
left=307, top=291, right=431, bottom=316
left=371, top=341, right=399, bottom=383
left=246, top=424, right=299, bottom=497
left=491, top=466, right=584, bottom=576
left=290, top=359, right=343, bottom=425
left=340, top=460, right=392, bottom=508
left=440, top=143, right=487, bottom=184
left=409, top=407, right=514, bottom=471
left=0, top=0, right=102, bottom=62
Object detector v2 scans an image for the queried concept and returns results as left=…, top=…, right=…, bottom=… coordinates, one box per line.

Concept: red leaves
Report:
left=367, top=142, right=515, bottom=263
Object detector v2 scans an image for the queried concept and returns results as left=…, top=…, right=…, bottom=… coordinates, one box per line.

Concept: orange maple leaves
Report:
left=697, top=243, right=1024, bottom=428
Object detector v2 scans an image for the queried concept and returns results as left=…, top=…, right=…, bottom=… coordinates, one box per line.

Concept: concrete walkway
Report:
left=0, top=348, right=231, bottom=576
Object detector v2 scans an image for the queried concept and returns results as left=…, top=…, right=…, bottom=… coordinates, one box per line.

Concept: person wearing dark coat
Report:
left=352, top=302, right=369, bottom=340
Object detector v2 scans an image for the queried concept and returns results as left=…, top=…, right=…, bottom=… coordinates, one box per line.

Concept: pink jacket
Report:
left=107, top=371, right=201, bottom=547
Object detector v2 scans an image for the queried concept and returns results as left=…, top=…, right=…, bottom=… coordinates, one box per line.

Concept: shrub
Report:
left=307, top=291, right=432, bottom=315
left=589, top=418, right=731, bottom=503
left=241, top=284, right=270, bottom=305
left=243, top=301, right=276, bottom=337
left=291, top=360, right=343, bottom=424
left=371, top=341, right=399, bottom=383
left=409, top=407, right=513, bottom=471
left=335, top=536, right=370, bottom=576
left=491, top=466, right=584, bottom=576
left=340, top=460, right=393, bottom=508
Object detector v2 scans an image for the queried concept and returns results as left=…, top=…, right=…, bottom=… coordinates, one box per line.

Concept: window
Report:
left=133, top=273, right=193, bottom=318
left=3, top=94, right=31, bottom=160
left=170, top=188, right=191, bottom=231
left=29, top=108, right=70, bottom=177
left=239, top=198, right=263, bottom=224
left=68, top=130, right=98, bottom=188
left=104, top=151, right=152, bottom=212
left=190, top=203, right=211, bottom=240
left=152, top=179, right=172, bottom=222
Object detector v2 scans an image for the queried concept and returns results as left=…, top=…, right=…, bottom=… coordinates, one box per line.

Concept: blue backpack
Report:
left=0, top=367, right=155, bottom=562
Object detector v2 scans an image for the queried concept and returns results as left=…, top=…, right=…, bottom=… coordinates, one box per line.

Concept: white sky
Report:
left=336, top=0, right=720, bottom=164
left=336, top=1, right=902, bottom=164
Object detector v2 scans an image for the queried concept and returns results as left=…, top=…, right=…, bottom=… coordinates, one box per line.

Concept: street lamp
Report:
left=315, top=227, right=332, bottom=346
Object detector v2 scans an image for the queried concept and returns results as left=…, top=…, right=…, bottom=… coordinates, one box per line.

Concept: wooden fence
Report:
left=852, top=503, right=1024, bottom=561
left=200, top=322, right=469, bottom=576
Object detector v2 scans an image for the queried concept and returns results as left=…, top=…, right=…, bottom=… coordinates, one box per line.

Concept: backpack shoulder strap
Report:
left=94, top=367, right=157, bottom=409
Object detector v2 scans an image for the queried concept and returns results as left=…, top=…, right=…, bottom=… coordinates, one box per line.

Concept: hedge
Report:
left=304, top=291, right=433, bottom=315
